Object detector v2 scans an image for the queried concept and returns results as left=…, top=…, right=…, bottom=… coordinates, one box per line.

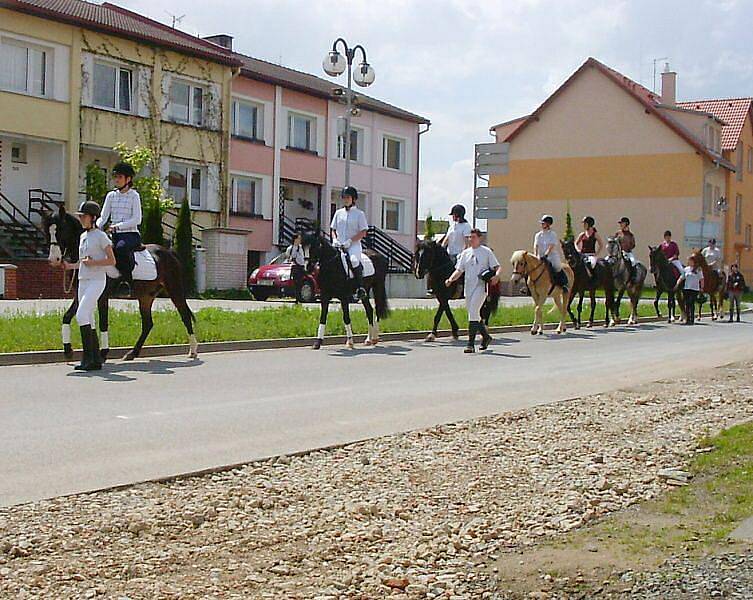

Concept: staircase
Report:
left=277, top=217, right=323, bottom=249
left=363, top=226, right=414, bottom=274
left=0, top=191, right=47, bottom=260
left=162, top=208, right=205, bottom=247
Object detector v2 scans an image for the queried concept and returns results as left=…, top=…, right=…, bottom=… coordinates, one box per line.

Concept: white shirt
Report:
left=78, top=229, right=112, bottom=281
left=681, top=266, right=703, bottom=291
left=445, top=221, right=472, bottom=256
left=534, top=229, right=560, bottom=259
left=97, top=188, right=142, bottom=233
left=287, top=243, right=306, bottom=266
left=702, top=246, right=722, bottom=269
left=331, top=206, right=368, bottom=254
left=456, top=245, right=500, bottom=295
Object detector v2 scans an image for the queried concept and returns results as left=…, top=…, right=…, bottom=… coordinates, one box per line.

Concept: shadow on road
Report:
left=67, top=358, right=204, bottom=382
left=329, top=344, right=413, bottom=358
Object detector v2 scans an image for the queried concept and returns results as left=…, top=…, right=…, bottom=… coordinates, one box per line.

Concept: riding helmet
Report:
left=112, top=162, right=136, bottom=178
left=619, top=216, right=631, bottom=225
left=582, top=216, right=595, bottom=227
left=540, top=214, right=554, bottom=225
left=77, top=201, right=101, bottom=218
left=449, top=204, right=466, bottom=219
left=341, top=186, right=358, bottom=201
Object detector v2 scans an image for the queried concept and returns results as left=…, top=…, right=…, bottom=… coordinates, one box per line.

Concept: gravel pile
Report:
left=1, top=362, right=752, bottom=599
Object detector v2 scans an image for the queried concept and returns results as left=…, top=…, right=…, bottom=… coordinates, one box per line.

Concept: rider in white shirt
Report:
left=702, top=238, right=723, bottom=274
left=441, top=204, right=472, bottom=263
left=534, top=214, right=567, bottom=292
left=330, top=186, right=369, bottom=299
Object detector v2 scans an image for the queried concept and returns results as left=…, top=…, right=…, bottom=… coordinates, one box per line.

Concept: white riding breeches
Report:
left=584, top=254, right=597, bottom=268
left=76, top=278, right=106, bottom=327
left=346, top=243, right=363, bottom=267
left=466, top=285, right=488, bottom=322
left=624, top=251, right=637, bottom=266
left=671, top=259, right=684, bottom=274
left=544, top=253, right=562, bottom=271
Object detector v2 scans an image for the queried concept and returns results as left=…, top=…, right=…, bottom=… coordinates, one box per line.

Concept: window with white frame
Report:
left=735, top=194, right=743, bottom=234
left=382, top=135, right=405, bottom=171
left=230, top=175, right=261, bottom=216
left=232, top=99, right=262, bottom=140
left=288, top=113, right=315, bottom=151
left=169, top=79, right=204, bottom=126
left=93, top=61, right=133, bottom=112
left=382, top=198, right=403, bottom=232
left=337, top=122, right=361, bottom=162
left=0, top=38, right=50, bottom=97
left=168, top=162, right=204, bottom=209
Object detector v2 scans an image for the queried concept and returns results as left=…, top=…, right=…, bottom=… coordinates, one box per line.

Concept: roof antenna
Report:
left=652, top=56, right=668, bottom=93
left=165, top=11, right=186, bottom=28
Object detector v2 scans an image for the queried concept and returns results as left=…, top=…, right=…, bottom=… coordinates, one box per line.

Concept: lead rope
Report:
left=63, top=268, right=76, bottom=295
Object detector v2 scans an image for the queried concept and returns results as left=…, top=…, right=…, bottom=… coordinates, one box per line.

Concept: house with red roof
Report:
left=485, top=57, right=736, bottom=278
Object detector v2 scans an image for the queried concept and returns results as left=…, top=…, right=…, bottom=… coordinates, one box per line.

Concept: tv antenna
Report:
left=652, top=56, right=669, bottom=93
left=165, top=11, right=186, bottom=28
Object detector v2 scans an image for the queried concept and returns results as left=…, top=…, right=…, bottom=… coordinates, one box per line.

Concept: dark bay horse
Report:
left=561, top=240, right=615, bottom=329
left=303, top=233, right=389, bottom=350
left=691, top=250, right=726, bottom=320
left=43, top=205, right=197, bottom=362
left=648, top=245, right=684, bottom=323
left=413, top=240, right=500, bottom=341
left=606, top=237, right=647, bottom=326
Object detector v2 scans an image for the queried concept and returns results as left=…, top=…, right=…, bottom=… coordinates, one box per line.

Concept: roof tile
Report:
left=676, top=98, right=752, bottom=151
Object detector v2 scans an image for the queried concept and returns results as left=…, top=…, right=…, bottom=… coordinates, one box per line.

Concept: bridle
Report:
left=48, top=219, right=77, bottom=295
left=513, top=254, right=546, bottom=285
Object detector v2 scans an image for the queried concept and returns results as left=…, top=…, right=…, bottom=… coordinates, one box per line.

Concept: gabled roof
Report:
left=501, top=57, right=734, bottom=169
left=489, top=115, right=528, bottom=136
left=676, top=98, right=753, bottom=151
left=235, top=53, right=430, bottom=125
left=2, top=0, right=241, bottom=66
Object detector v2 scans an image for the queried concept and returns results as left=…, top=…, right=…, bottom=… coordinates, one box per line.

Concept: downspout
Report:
left=223, top=66, right=242, bottom=229
left=415, top=122, right=431, bottom=239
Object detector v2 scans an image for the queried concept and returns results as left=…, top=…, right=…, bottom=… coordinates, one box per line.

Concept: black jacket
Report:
left=727, top=272, right=747, bottom=292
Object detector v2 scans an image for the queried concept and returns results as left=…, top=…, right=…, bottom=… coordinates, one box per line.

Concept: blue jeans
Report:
left=112, top=232, right=141, bottom=280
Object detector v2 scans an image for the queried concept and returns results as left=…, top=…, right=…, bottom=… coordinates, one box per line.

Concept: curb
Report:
left=0, top=312, right=725, bottom=367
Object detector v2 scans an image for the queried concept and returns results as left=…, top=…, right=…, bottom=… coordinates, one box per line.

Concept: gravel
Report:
left=1, top=362, right=752, bottom=599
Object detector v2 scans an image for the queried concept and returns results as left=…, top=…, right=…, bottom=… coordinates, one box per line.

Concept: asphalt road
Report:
left=2, top=319, right=751, bottom=507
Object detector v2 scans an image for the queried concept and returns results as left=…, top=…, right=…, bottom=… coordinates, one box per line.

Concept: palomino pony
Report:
left=413, top=240, right=500, bottom=341
left=691, top=250, right=726, bottom=320
left=605, top=237, right=647, bottom=326
left=648, top=245, right=685, bottom=323
left=303, top=232, right=389, bottom=350
left=510, top=250, right=573, bottom=335
left=561, top=240, right=615, bottom=329
left=43, top=205, right=198, bottom=362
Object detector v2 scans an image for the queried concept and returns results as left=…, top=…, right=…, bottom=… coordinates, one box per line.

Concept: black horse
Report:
left=560, top=240, right=615, bottom=329
left=413, top=240, right=500, bottom=341
left=648, top=245, right=685, bottom=323
left=43, top=205, right=198, bottom=362
left=303, top=232, right=389, bottom=350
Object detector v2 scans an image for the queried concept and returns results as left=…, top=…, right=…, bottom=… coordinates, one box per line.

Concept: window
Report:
left=168, top=163, right=204, bottom=209
left=703, top=182, right=713, bottom=215
left=10, top=143, right=27, bottom=164
left=382, top=198, right=402, bottom=232
left=735, top=194, right=743, bottom=234
left=93, top=62, right=132, bottom=112
left=337, top=122, right=360, bottom=161
left=748, top=147, right=753, bottom=173
left=231, top=176, right=260, bottom=216
left=383, top=136, right=404, bottom=170
left=288, top=113, right=315, bottom=151
left=169, top=80, right=204, bottom=126
left=232, top=100, right=262, bottom=140
left=0, top=39, right=49, bottom=96
left=746, top=224, right=752, bottom=247
left=737, top=145, right=744, bottom=182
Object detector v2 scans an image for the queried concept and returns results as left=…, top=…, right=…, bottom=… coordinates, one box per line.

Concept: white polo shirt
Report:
left=331, top=206, right=368, bottom=255
left=445, top=220, right=472, bottom=256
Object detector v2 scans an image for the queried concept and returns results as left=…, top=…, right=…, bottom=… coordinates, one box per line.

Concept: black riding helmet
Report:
left=341, top=186, right=358, bottom=201
left=582, top=216, right=595, bottom=227
left=449, top=204, right=466, bottom=219
left=112, top=162, right=136, bottom=178
left=540, top=214, right=554, bottom=225
left=77, top=201, right=101, bottom=218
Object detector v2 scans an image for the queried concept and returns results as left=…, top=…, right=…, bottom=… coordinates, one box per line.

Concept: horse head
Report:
left=42, top=204, right=82, bottom=266
left=561, top=239, right=581, bottom=268
left=510, top=250, right=532, bottom=283
left=413, top=239, right=449, bottom=280
left=605, top=237, right=621, bottom=262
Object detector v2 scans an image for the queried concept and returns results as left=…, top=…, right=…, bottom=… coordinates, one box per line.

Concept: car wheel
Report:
left=252, top=289, right=270, bottom=301
left=300, top=281, right=316, bottom=303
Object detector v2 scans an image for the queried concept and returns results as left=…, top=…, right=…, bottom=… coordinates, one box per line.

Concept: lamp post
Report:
left=323, top=38, right=375, bottom=188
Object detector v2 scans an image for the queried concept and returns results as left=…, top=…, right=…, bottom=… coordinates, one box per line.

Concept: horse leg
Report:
left=362, top=296, right=377, bottom=346
left=163, top=282, right=198, bottom=359
left=123, top=294, right=155, bottom=361
left=313, top=296, right=330, bottom=350
left=426, top=301, right=443, bottom=342
left=97, top=292, right=110, bottom=363
left=445, top=301, right=460, bottom=340
left=654, top=288, right=662, bottom=319
left=342, top=300, right=354, bottom=349
left=576, top=292, right=585, bottom=329
left=566, top=290, right=578, bottom=329
left=62, top=297, right=78, bottom=360
left=587, top=289, right=596, bottom=328
left=628, top=292, right=639, bottom=325
left=554, top=291, right=567, bottom=334
left=535, top=296, right=544, bottom=335
left=614, top=290, right=624, bottom=325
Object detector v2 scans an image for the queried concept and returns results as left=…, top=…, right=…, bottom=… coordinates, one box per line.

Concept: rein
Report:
left=63, top=268, right=76, bottom=295
left=515, top=257, right=546, bottom=285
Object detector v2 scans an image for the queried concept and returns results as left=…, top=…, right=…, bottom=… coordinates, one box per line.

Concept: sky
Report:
left=116, top=0, right=753, bottom=222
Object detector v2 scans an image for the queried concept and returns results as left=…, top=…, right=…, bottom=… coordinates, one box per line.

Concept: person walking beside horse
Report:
left=286, top=232, right=307, bottom=304
left=676, top=255, right=703, bottom=325
left=445, top=229, right=502, bottom=353
left=726, top=264, right=746, bottom=323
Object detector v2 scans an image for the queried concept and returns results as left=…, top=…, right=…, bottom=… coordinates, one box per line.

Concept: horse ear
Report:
left=58, top=204, right=67, bottom=217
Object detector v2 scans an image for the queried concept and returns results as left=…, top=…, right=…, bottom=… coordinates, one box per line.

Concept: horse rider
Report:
left=702, top=238, right=723, bottom=276
left=534, top=215, right=568, bottom=293
left=331, top=186, right=369, bottom=300
left=575, top=216, right=604, bottom=277
left=445, top=228, right=501, bottom=353
left=63, top=201, right=116, bottom=371
left=441, top=204, right=472, bottom=264
left=286, top=231, right=307, bottom=303
left=615, top=216, right=637, bottom=279
left=660, top=230, right=684, bottom=276
left=97, top=162, right=142, bottom=296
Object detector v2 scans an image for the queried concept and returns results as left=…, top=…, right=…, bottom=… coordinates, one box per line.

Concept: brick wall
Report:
left=202, top=229, right=248, bottom=290
left=0, top=265, right=18, bottom=299
left=12, top=259, right=72, bottom=299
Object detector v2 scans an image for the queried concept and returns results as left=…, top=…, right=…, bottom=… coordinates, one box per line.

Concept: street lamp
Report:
left=323, top=38, right=375, bottom=187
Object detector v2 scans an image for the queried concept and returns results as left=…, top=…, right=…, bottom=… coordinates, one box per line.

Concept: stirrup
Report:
left=356, top=287, right=367, bottom=300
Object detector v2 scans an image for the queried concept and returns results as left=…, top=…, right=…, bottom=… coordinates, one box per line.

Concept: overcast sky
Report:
left=118, top=0, right=753, bottom=222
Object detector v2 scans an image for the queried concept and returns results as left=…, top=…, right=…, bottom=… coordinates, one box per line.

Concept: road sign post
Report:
left=474, top=142, right=509, bottom=224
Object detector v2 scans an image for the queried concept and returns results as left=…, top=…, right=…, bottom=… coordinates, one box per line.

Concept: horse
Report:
left=605, top=237, right=647, bottom=326
left=510, top=250, right=573, bottom=335
left=560, top=240, right=616, bottom=329
left=648, top=245, right=685, bottom=323
left=303, top=232, right=389, bottom=350
left=690, top=250, right=726, bottom=321
left=43, top=205, right=198, bottom=362
left=413, top=240, right=500, bottom=341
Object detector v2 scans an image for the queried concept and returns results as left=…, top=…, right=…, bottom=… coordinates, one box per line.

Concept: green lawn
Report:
left=0, top=301, right=658, bottom=353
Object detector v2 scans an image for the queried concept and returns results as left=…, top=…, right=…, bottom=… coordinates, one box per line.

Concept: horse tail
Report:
left=153, top=246, right=196, bottom=324
left=486, top=283, right=501, bottom=316
left=373, top=257, right=391, bottom=321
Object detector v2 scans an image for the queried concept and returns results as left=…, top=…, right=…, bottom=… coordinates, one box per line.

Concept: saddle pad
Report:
left=105, top=249, right=158, bottom=281
left=340, top=253, right=375, bottom=278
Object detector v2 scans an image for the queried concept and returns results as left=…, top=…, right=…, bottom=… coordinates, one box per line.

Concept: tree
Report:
left=141, top=201, right=165, bottom=246
left=85, top=162, right=108, bottom=204
left=174, top=197, right=195, bottom=291
left=564, top=201, right=575, bottom=243
left=424, top=212, right=436, bottom=241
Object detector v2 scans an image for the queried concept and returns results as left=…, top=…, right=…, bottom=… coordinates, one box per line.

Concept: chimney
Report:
left=661, top=63, right=677, bottom=106
left=203, top=34, right=233, bottom=51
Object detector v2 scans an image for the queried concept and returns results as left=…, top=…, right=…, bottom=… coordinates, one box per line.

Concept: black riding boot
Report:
left=353, top=264, right=367, bottom=300
left=89, top=327, right=102, bottom=368
left=75, top=325, right=101, bottom=371
left=479, top=321, right=492, bottom=350
left=465, top=321, right=478, bottom=353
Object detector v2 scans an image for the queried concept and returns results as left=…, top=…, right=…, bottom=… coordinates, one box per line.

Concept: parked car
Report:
left=248, top=254, right=320, bottom=302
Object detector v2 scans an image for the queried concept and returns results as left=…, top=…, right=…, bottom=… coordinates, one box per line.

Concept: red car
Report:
left=248, top=254, right=320, bottom=302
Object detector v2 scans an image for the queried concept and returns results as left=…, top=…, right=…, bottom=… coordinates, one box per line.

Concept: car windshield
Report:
left=270, top=254, right=291, bottom=265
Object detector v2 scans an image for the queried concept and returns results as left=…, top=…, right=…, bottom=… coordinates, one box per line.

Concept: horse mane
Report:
left=510, top=249, right=529, bottom=264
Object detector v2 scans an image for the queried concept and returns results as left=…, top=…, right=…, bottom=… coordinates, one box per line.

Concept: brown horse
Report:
left=691, top=250, right=726, bottom=320
left=43, top=205, right=198, bottom=362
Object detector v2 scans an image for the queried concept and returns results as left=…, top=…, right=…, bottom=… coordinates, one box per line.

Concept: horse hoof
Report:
left=345, top=339, right=355, bottom=350
left=63, top=344, right=74, bottom=360
left=574, top=324, right=581, bottom=330
left=425, top=333, right=436, bottom=342
left=530, top=329, right=537, bottom=336
left=313, top=339, right=322, bottom=350
left=586, top=322, right=593, bottom=329
left=122, top=352, right=136, bottom=362
left=188, top=351, right=198, bottom=359
left=100, top=349, right=109, bottom=363
left=451, top=332, right=459, bottom=341
left=538, top=330, right=544, bottom=336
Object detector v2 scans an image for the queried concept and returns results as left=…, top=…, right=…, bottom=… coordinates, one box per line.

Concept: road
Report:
left=2, top=319, right=751, bottom=507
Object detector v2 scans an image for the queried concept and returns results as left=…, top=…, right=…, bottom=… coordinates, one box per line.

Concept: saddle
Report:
left=339, top=251, right=375, bottom=279
left=105, top=248, right=158, bottom=281
left=543, top=257, right=568, bottom=291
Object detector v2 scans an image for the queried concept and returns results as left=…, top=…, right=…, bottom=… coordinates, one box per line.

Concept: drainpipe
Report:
left=415, top=123, right=431, bottom=239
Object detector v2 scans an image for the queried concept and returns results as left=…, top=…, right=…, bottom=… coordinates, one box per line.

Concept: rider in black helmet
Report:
left=330, top=186, right=369, bottom=299
left=442, top=204, right=472, bottom=264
